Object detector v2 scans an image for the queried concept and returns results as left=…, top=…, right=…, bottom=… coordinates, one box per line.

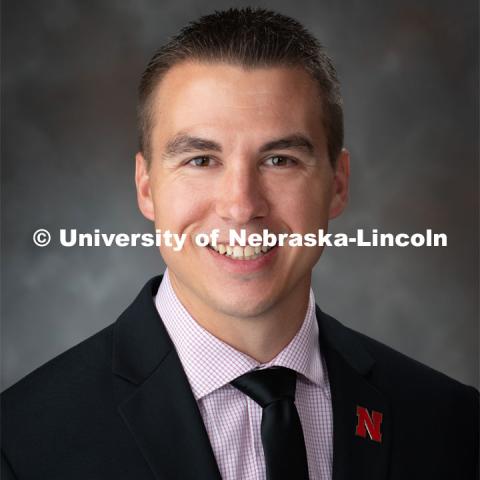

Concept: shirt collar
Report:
left=155, top=269, right=325, bottom=400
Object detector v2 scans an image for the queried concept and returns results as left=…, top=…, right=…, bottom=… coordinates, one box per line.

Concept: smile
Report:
left=207, top=243, right=275, bottom=260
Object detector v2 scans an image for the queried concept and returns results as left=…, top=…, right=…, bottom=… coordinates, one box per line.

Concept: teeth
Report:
left=209, top=243, right=273, bottom=260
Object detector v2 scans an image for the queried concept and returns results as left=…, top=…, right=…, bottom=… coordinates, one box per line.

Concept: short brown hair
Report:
left=138, top=8, right=343, bottom=166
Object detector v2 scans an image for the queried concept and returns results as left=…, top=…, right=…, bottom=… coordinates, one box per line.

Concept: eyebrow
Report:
left=163, top=135, right=222, bottom=158
left=259, top=134, right=314, bottom=155
left=162, top=133, right=315, bottom=158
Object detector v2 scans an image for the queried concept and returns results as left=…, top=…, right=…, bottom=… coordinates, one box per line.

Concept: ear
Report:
left=329, top=148, right=350, bottom=219
left=135, top=152, right=155, bottom=221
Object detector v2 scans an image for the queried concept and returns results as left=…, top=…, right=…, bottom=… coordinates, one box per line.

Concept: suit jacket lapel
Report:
left=316, top=306, right=391, bottom=480
left=112, top=276, right=222, bottom=480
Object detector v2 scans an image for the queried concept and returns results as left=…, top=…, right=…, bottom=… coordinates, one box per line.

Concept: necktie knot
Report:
left=230, top=367, right=297, bottom=408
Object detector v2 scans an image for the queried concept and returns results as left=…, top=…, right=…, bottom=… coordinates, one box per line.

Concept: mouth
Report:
left=207, top=243, right=276, bottom=261
left=204, top=241, right=279, bottom=274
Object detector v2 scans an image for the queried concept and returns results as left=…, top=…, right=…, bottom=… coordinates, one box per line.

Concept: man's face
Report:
left=136, top=62, right=349, bottom=320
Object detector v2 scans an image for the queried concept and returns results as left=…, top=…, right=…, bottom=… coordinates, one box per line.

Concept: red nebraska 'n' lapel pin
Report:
left=355, top=406, right=383, bottom=443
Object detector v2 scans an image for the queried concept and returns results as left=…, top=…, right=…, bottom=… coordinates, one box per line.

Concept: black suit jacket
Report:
left=2, top=276, right=478, bottom=479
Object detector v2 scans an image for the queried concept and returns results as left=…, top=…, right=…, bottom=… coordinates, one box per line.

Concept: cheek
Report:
left=264, top=175, right=332, bottom=230
left=304, top=189, right=333, bottom=227
left=151, top=176, right=212, bottom=233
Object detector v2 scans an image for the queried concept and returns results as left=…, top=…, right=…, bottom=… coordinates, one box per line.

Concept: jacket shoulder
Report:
left=2, top=323, right=115, bottom=430
left=343, top=322, right=479, bottom=447
left=343, top=324, right=478, bottom=476
left=319, top=308, right=477, bottom=398
left=0, top=279, right=163, bottom=479
left=353, top=326, right=477, bottom=396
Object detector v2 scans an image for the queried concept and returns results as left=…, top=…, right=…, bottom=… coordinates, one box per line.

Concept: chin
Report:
left=210, top=292, right=278, bottom=319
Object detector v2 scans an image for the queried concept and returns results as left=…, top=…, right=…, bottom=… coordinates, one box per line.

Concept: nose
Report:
left=215, top=162, right=269, bottom=225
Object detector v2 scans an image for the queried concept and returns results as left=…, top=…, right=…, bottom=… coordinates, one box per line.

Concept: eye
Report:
left=188, top=156, right=212, bottom=167
left=265, top=156, right=296, bottom=167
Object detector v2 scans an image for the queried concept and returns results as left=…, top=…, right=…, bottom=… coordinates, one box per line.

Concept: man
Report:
left=1, top=8, right=478, bottom=480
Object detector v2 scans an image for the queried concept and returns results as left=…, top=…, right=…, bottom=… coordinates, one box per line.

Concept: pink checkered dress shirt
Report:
left=155, top=269, right=333, bottom=480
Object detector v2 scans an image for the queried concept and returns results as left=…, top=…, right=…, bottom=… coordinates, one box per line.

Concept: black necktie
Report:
left=231, top=367, right=310, bottom=480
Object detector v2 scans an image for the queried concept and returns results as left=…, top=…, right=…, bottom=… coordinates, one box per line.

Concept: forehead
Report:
left=150, top=61, right=325, bottom=149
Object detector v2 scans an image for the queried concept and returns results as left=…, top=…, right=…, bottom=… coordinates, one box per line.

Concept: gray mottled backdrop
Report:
left=2, top=0, right=478, bottom=390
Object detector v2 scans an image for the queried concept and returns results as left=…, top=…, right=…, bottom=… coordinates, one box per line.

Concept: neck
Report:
left=169, top=273, right=311, bottom=363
